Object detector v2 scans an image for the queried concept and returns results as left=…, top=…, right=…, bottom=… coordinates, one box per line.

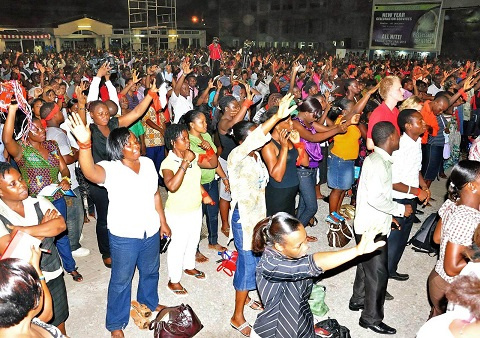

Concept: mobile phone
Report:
left=159, top=235, right=171, bottom=254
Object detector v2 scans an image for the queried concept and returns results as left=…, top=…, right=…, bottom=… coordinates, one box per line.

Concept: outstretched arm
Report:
left=2, top=103, right=23, bottom=160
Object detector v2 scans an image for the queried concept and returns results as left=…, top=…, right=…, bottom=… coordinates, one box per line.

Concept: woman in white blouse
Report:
left=68, top=113, right=171, bottom=338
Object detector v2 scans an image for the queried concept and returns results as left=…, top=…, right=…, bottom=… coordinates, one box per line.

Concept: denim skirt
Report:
left=327, top=153, right=355, bottom=190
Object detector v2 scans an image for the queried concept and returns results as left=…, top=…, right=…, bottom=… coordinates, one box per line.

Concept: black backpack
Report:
left=408, top=212, right=440, bottom=256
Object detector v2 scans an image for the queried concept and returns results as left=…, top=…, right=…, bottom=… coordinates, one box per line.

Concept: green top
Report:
left=189, top=132, right=217, bottom=184
left=129, top=120, right=145, bottom=137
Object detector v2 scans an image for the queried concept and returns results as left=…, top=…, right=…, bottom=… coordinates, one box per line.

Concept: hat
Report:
left=81, top=76, right=91, bottom=83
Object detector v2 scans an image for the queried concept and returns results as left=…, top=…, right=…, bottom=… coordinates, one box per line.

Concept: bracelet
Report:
left=180, top=166, right=187, bottom=173
left=77, top=141, right=92, bottom=150
left=202, top=191, right=209, bottom=198
left=414, top=188, right=421, bottom=197
left=39, top=275, right=45, bottom=281
left=221, top=177, right=228, bottom=181
left=182, top=158, right=191, bottom=165
left=407, top=186, right=411, bottom=194
left=242, top=99, right=253, bottom=109
left=78, top=107, right=86, bottom=110
left=61, top=176, right=71, bottom=184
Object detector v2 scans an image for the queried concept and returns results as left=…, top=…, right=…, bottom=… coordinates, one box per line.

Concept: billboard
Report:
left=370, top=2, right=443, bottom=51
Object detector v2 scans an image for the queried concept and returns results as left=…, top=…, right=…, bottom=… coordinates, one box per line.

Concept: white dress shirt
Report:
left=392, top=134, right=422, bottom=199
left=354, top=147, right=405, bottom=236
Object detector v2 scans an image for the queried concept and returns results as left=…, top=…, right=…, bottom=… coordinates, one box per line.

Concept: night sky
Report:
left=0, top=0, right=212, bottom=29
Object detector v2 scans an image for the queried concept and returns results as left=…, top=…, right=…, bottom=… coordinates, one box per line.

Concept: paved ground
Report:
left=64, top=176, right=448, bottom=338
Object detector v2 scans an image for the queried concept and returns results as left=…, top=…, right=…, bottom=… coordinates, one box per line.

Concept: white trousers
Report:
left=165, top=205, right=203, bottom=283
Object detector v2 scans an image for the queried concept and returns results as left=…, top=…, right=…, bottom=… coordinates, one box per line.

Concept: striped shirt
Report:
left=254, top=247, right=323, bottom=338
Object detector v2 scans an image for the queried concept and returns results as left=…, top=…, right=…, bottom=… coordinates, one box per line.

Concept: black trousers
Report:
left=350, top=233, right=388, bottom=325
left=88, top=182, right=110, bottom=259
left=388, top=198, right=417, bottom=275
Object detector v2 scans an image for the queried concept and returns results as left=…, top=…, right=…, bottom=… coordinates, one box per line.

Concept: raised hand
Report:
left=96, top=62, right=112, bottom=78
left=75, top=84, right=87, bottom=105
left=278, top=128, right=290, bottom=148
left=132, top=69, right=141, bottom=84
left=183, top=149, right=196, bottom=162
left=216, top=80, right=223, bottom=90
left=276, top=93, right=297, bottom=120
left=182, top=61, right=192, bottom=75
left=68, top=112, right=91, bottom=144
left=368, top=82, right=381, bottom=95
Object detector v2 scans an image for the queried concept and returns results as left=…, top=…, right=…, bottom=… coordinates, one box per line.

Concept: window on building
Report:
left=271, top=0, right=280, bottom=11
left=250, top=1, right=257, bottom=12
left=283, top=0, right=293, bottom=10
left=259, top=20, right=268, bottom=34
left=310, top=0, right=320, bottom=8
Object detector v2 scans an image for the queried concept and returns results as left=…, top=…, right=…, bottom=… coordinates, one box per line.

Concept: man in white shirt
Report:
left=389, top=109, right=430, bottom=281
left=427, top=74, right=444, bottom=96
left=349, top=121, right=413, bottom=335
left=170, top=61, right=194, bottom=123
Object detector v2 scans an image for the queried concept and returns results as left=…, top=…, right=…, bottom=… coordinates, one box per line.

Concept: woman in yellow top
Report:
left=327, top=98, right=362, bottom=217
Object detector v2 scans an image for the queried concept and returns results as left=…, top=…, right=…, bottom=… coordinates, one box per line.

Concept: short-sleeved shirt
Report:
left=420, top=101, right=440, bottom=144
left=160, top=151, right=202, bottom=213
left=170, top=92, right=193, bottom=124
left=17, top=140, right=63, bottom=201
left=254, top=247, right=323, bottom=338
left=367, top=102, right=400, bottom=138
left=0, top=196, right=62, bottom=282
left=129, top=120, right=145, bottom=138
left=142, top=106, right=166, bottom=148
left=435, top=199, right=480, bottom=283
left=97, top=157, right=160, bottom=238
left=189, top=132, right=217, bottom=184
left=89, top=117, right=119, bottom=163
left=46, top=126, right=79, bottom=189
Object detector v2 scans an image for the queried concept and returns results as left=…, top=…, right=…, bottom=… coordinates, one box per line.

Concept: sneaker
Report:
left=72, top=247, right=90, bottom=257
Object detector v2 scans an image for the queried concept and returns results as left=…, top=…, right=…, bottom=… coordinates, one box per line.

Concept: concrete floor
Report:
left=65, top=177, right=448, bottom=338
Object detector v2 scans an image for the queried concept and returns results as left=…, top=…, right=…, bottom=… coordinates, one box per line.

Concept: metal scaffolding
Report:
left=128, top=0, right=177, bottom=57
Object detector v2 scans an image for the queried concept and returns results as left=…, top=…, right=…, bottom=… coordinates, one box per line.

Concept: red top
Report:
left=420, top=100, right=439, bottom=144
left=208, top=43, right=222, bottom=60
left=367, top=102, right=400, bottom=138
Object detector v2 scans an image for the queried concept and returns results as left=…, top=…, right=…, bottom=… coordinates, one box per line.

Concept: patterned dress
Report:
left=16, top=140, right=63, bottom=201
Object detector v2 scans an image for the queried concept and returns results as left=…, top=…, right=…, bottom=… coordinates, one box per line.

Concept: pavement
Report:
left=64, top=176, right=448, bottom=338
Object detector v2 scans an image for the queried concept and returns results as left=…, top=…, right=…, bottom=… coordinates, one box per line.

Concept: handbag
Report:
left=326, top=220, right=353, bottom=248
left=149, top=304, right=203, bottom=337
left=315, top=318, right=351, bottom=338
left=216, top=250, right=238, bottom=277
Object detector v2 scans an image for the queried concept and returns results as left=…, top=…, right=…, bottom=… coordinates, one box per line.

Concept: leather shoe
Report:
left=415, top=209, right=424, bottom=215
left=348, top=302, right=364, bottom=311
left=389, top=272, right=409, bottom=281
left=385, top=291, right=394, bottom=300
left=359, top=319, right=396, bottom=334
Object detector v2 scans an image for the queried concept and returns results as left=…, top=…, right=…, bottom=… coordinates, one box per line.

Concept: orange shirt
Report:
left=420, top=100, right=439, bottom=144
left=331, top=117, right=361, bottom=160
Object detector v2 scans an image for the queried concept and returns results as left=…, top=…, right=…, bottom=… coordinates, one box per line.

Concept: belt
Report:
left=298, top=165, right=317, bottom=170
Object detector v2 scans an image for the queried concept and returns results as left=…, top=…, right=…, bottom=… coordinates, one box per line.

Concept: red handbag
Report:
left=216, top=250, right=238, bottom=277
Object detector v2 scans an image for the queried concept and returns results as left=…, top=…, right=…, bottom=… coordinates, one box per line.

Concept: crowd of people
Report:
left=1, top=40, right=480, bottom=338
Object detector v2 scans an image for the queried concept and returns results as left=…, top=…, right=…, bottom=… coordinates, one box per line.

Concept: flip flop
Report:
left=245, top=298, right=264, bottom=311
left=167, top=284, right=188, bottom=297
left=306, top=235, right=318, bottom=242
left=230, top=321, right=251, bottom=337
left=184, top=269, right=206, bottom=280
left=131, top=300, right=151, bottom=318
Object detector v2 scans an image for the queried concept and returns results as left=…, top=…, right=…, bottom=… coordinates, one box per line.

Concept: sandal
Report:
left=69, top=269, right=83, bottom=282
left=246, top=298, right=264, bottom=310
left=307, top=217, right=318, bottom=227
left=184, top=269, right=206, bottom=279
left=130, top=308, right=149, bottom=329
left=306, top=235, right=318, bottom=242
left=221, top=227, right=230, bottom=237
left=131, top=300, right=151, bottom=318
left=195, top=251, right=209, bottom=263
left=230, top=321, right=251, bottom=337
left=167, top=282, right=188, bottom=297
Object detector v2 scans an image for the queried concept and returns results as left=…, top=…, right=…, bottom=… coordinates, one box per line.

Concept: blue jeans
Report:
left=53, top=197, right=76, bottom=273
left=296, top=167, right=318, bottom=227
left=106, top=231, right=160, bottom=332
left=146, top=146, right=165, bottom=186
left=202, top=179, right=220, bottom=245
left=65, top=187, right=84, bottom=251
left=232, top=207, right=259, bottom=291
